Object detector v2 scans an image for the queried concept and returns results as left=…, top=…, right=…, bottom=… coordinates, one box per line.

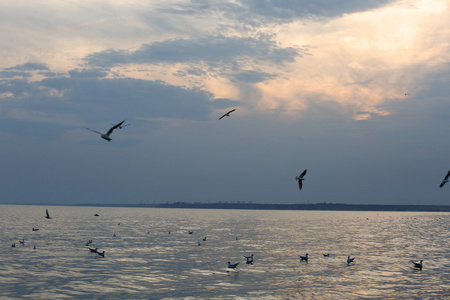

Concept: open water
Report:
left=0, top=205, right=449, bottom=299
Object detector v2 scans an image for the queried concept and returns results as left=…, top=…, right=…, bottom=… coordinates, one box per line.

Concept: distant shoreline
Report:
left=2, top=202, right=450, bottom=212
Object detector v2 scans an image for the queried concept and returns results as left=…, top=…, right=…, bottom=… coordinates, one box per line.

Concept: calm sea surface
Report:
left=0, top=205, right=449, bottom=299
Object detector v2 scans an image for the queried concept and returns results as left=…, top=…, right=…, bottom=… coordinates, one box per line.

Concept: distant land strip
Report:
left=3, top=202, right=449, bottom=212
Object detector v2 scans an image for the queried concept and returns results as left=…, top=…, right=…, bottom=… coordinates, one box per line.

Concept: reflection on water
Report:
left=0, top=206, right=449, bottom=299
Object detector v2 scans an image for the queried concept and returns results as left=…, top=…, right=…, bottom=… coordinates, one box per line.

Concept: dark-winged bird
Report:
left=439, top=170, right=450, bottom=188
left=300, top=253, right=309, bottom=262
left=347, top=256, right=355, bottom=265
left=45, top=209, right=51, bottom=219
left=227, top=261, right=239, bottom=269
left=295, top=169, right=307, bottom=190
left=411, top=260, right=422, bottom=270
left=218, top=109, right=236, bottom=120
left=86, top=120, right=125, bottom=142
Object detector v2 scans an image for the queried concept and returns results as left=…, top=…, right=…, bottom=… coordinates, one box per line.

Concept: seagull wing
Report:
left=298, top=180, right=303, bottom=190
left=440, top=181, right=446, bottom=188
left=106, top=120, right=125, bottom=136
left=445, top=170, right=450, bottom=180
left=46, top=209, right=50, bottom=218
left=86, top=128, right=103, bottom=136
left=300, top=169, right=307, bottom=178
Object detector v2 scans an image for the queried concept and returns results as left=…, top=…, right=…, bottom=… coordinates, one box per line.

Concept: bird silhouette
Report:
left=218, top=109, right=236, bottom=120
left=295, top=169, right=307, bottom=190
left=86, top=120, right=125, bottom=142
left=439, top=170, right=450, bottom=188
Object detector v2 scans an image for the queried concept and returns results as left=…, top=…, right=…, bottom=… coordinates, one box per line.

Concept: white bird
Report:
left=45, top=209, right=51, bottom=219
left=295, top=169, right=307, bottom=190
left=347, top=256, right=355, bottom=265
left=218, top=109, right=236, bottom=120
left=411, top=260, right=423, bottom=270
left=439, top=170, right=450, bottom=188
left=227, top=261, right=239, bottom=269
left=86, top=120, right=125, bottom=142
left=300, top=253, right=309, bottom=262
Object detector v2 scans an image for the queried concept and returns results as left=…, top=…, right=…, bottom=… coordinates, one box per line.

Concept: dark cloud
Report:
left=84, top=35, right=303, bottom=69
left=0, top=65, right=226, bottom=135
left=5, top=62, right=49, bottom=71
left=160, top=0, right=396, bottom=24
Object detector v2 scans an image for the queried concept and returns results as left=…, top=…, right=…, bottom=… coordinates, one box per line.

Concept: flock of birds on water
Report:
left=10, top=208, right=425, bottom=272
left=84, top=110, right=450, bottom=191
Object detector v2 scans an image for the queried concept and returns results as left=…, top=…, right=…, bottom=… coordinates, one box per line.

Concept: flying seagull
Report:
left=45, top=209, right=51, bottom=219
left=86, top=120, right=125, bottom=142
left=439, top=170, right=450, bottom=188
left=218, top=109, right=236, bottom=120
left=411, top=260, right=423, bottom=270
left=295, top=169, right=307, bottom=190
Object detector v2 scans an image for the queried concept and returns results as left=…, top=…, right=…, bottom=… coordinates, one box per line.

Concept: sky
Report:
left=0, top=0, right=449, bottom=206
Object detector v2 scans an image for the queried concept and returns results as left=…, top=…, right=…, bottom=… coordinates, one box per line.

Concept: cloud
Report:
left=160, top=0, right=396, bottom=24
left=85, top=34, right=304, bottom=68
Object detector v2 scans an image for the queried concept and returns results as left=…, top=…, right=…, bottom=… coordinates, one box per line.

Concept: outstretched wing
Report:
left=300, top=169, right=307, bottom=178
left=445, top=170, right=450, bottom=180
left=46, top=209, right=50, bottom=218
left=86, top=128, right=103, bottom=135
left=297, top=180, right=303, bottom=190
left=106, top=120, right=125, bottom=136
left=440, top=181, right=446, bottom=188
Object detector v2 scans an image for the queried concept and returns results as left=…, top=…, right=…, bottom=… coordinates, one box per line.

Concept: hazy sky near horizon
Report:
left=0, top=0, right=449, bottom=205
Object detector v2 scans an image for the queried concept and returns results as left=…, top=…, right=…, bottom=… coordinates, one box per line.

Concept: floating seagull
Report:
left=347, top=256, right=355, bottom=265
left=113, top=233, right=116, bottom=237
left=45, top=209, right=51, bottom=219
left=33, top=245, right=36, bottom=250
left=188, top=231, right=194, bottom=234
left=244, top=254, right=254, bottom=264
left=295, top=169, right=307, bottom=190
left=203, top=237, right=207, bottom=241
left=411, top=260, right=423, bottom=270
left=168, top=231, right=171, bottom=234
left=32, top=228, right=39, bottom=231
left=86, top=120, right=125, bottom=142
left=94, top=214, right=99, bottom=217
left=97, top=251, right=105, bottom=258
left=85, top=240, right=93, bottom=246
left=300, top=253, right=309, bottom=262
left=323, top=253, right=330, bottom=257
left=11, top=243, right=15, bottom=248
left=198, top=242, right=201, bottom=246
left=218, top=109, right=236, bottom=120
left=227, top=261, right=239, bottom=269
left=89, top=247, right=98, bottom=253
left=439, top=170, right=450, bottom=188
left=19, top=239, right=25, bottom=245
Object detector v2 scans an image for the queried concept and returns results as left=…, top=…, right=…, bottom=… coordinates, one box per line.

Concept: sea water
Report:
left=0, top=205, right=449, bottom=299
